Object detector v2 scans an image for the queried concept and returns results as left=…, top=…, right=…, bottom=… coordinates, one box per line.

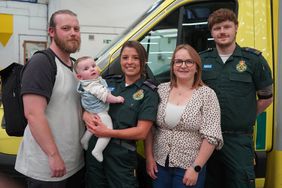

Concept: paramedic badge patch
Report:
left=133, top=89, right=144, bottom=100
left=236, top=60, right=247, bottom=72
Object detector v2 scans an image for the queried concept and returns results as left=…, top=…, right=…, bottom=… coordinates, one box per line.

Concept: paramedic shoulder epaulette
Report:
left=143, top=79, right=158, bottom=91
left=104, top=74, right=123, bottom=80
left=242, top=47, right=262, bottom=56
left=199, top=48, right=213, bottom=55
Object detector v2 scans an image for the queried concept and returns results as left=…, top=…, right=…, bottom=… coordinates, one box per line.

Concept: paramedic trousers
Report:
left=205, top=133, right=255, bottom=188
left=86, top=136, right=138, bottom=188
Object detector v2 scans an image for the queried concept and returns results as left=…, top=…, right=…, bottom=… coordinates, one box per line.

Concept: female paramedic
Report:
left=83, top=40, right=159, bottom=188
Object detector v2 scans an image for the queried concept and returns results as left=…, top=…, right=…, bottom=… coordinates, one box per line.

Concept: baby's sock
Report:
left=80, top=137, right=89, bottom=150
left=92, top=149, right=103, bottom=162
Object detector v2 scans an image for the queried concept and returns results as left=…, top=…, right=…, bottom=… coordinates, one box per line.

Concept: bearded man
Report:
left=15, top=10, right=85, bottom=188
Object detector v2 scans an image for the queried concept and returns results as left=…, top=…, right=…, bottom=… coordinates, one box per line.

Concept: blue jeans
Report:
left=153, top=163, right=206, bottom=188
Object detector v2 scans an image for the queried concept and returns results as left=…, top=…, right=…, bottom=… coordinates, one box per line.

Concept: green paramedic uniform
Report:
left=200, top=44, right=273, bottom=188
left=86, top=76, right=159, bottom=188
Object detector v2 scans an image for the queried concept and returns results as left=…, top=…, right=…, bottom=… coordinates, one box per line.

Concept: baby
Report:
left=74, top=56, right=124, bottom=162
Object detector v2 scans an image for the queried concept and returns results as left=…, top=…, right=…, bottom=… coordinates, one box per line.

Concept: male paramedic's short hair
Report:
left=208, top=8, right=238, bottom=30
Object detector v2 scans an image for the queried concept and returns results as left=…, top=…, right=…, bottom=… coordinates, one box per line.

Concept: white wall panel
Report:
left=0, top=0, right=155, bottom=67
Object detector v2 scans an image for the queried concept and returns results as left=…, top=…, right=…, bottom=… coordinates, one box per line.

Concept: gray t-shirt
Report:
left=15, top=52, right=85, bottom=181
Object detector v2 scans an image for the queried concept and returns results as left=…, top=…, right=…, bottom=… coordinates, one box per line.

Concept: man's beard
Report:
left=217, top=41, right=234, bottom=49
left=54, top=34, right=81, bottom=53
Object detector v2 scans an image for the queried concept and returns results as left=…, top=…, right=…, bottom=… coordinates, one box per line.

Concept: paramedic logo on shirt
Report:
left=133, top=89, right=144, bottom=100
left=236, top=60, right=247, bottom=72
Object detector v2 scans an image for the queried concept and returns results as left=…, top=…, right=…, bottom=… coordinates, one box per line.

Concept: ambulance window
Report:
left=140, top=9, right=179, bottom=83
left=141, top=29, right=177, bottom=83
left=140, top=1, right=237, bottom=83
left=181, top=2, right=237, bottom=51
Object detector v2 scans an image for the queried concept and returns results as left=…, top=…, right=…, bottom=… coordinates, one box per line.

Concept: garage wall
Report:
left=0, top=0, right=155, bottom=68
left=0, top=1, right=48, bottom=68
left=48, top=0, right=155, bottom=59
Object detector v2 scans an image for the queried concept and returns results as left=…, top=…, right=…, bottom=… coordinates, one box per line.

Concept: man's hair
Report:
left=49, top=9, right=77, bottom=28
left=74, top=56, right=93, bottom=73
left=120, top=40, right=148, bottom=76
left=208, top=8, right=238, bottom=30
left=170, top=44, right=204, bottom=88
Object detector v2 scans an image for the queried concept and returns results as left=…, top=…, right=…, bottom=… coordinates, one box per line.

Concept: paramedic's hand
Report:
left=83, top=111, right=96, bottom=128
left=48, top=153, right=66, bottom=177
left=88, top=115, right=110, bottom=137
left=146, top=157, right=158, bottom=179
left=183, top=167, right=198, bottom=186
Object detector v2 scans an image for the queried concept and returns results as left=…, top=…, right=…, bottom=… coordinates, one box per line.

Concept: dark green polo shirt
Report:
left=200, top=45, right=272, bottom=132
left=106, top=76, right=159, bottom=130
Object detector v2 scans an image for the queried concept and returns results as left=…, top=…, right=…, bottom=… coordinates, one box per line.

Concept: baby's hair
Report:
left=74, top=56, right=93, bottom=73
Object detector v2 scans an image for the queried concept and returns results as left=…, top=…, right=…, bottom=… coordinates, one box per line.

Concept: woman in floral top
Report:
left=145, top=44, right=223, bottom=188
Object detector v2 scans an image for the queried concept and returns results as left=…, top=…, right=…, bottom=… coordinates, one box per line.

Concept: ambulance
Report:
left=0, top=0, right=281, bottom=187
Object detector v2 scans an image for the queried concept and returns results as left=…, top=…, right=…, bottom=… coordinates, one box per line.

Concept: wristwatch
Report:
left=192, top=164, right=202, bottom=173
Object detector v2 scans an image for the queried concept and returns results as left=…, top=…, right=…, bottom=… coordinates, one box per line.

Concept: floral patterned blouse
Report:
left=153, top=82, right=223, bottom=169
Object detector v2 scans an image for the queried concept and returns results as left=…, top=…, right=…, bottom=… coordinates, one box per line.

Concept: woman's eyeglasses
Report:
left=173, top=59, right=195, bottom=67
